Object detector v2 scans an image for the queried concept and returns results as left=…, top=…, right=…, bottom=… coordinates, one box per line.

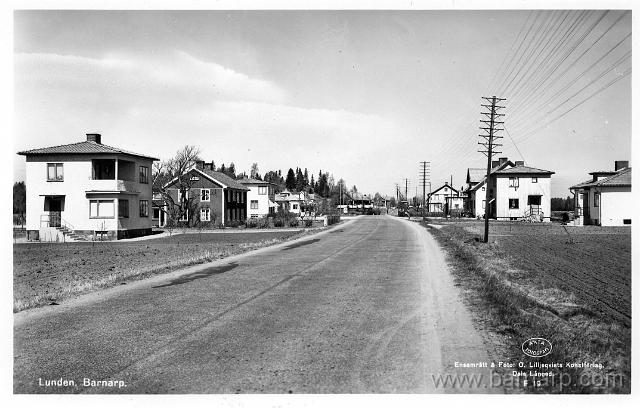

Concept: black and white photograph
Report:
left=5, top=0, right=638, bottom=403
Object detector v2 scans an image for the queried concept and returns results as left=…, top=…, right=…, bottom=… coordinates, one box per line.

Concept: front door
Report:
left=49, top=198, right=61, bottom=227
left=527, top=195, right=541, bottom=214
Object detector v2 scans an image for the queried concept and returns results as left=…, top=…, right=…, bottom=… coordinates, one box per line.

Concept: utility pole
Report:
left=419, top=161, right=430, bottom=221
left=478, top=95, right=506, bottom=243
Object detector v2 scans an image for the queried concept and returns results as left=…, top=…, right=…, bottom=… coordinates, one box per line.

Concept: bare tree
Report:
left=153, top=145, right=202, bottom=232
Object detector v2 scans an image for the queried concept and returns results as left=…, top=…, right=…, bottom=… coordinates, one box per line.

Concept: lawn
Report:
left=424, top=219, right=631, bottom=393
left=13, top=230, right=303, bottom=312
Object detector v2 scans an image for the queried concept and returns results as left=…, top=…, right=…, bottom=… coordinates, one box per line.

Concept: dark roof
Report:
left=17, top=140, right=158, bottom=161
left=200, top=169, right=250, bottom=190
left=569, top=179, right=595, bottom=190
left=468, top=161, right=515, bottom=192
left=588, top=171, right=618, bottom=176
left=494, top=165, right=554, bottom=175
left=580, top=167, right=631, bottom=188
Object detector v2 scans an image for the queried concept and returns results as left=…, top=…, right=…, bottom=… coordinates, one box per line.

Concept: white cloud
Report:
left=14, top=51, right=402, bottom=193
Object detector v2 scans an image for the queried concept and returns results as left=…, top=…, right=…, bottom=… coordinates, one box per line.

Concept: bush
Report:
left=224, top=220, right=243, bottom=228
left=274, top=218, right=285, bottom=228
left=245, top=218, right=259, bottom=228
left=258, top=216, right=270, bottom=228
left=289, top=218, right=299, bottom=227
left=303, top=219, right=313, bottom=227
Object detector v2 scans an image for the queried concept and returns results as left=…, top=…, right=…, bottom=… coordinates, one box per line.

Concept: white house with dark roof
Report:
left=239, top=178, right=277, bottom=218
left=17, top=133, right=158, bottom=240
left=493, top=164, right=554, bottom=221
left=465, top=157, right=553, bottom=221
left=570, top=161, right=631, bottom=226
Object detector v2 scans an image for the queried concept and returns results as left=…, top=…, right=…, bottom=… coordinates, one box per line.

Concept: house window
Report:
left=179, top=190, right=188, bottom=203
left=89, top=200, right=114, bottom=218
left=532, top=177, right=538, bottom=183
left=482, top=200, right=486, bottom=209
left=250, top=200, right=259, bottom=209
left=481, top=186, right=485, bottom=191
left=139, top=166, right=149, bottom=184
left=118, top=199, right=129, bottom=218
left=258, top=186, right=267, bottom=195
left=509, top=177, right=519, bottom=187
left=47, top=163, right=64, bottom=181
left=180, top=209, right=189, bottom=222
left=201, top=189, right=210, bottom=202
left=139, top=200, right=149, bottom=217
left=509, top=199, right=519, bottom=209
left=200, top=207, right=211, bottom=222
left=293, top=204, right=299, bottom=210
left=594, top=193, right=600, bottom=207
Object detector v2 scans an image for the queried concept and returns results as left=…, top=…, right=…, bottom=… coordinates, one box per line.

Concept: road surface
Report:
left=14, top=216, right=496, bottom=393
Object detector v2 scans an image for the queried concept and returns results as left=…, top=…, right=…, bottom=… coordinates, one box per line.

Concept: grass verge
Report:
left=424, top=221, right=630, bottom=393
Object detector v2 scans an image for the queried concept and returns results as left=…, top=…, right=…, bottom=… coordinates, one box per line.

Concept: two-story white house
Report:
left=239, top=178, right=277, bottom=218
left=569, top=161, right=631, bottom=226
left=493, top=164, right=554, bottom=221
left=18, top=133, right=158, bottom=241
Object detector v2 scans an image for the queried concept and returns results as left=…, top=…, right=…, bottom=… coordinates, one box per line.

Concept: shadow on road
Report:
left=153, top=263, right=239, bottom=288
left=281, top=239, right=321, bottom=251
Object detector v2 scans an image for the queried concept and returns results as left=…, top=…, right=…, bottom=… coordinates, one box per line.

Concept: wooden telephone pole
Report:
left=478, top=96, right=506, bottom=243
left=419, top=161, right=430, bottom=221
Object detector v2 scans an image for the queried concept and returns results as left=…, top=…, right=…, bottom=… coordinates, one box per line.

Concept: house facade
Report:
left=18, top=133, right=158, bottom=240
left=162, top=162, right=249, bottom=226
left=427, top=183, right=464, bottom=214
left=570, top=161, right=631, bottom=226
left=467, top=158, right=514, bottom=218
left=493, top=165, right=554, bottom=221
left=274, top=190, right=307, bottom=215
left=239, top=178, right=277, bottom=218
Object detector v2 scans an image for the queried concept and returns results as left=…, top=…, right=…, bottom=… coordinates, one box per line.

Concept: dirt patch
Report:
left=13, top=231, right=302, bottom=312
left=423, top=220, right=630, bottom=393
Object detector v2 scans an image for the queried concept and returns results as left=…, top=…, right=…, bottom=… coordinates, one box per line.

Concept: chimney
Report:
left=444, top=181, right=449, bottom=186
left=86, top=133, right=102, bottom=144
left=195, top=160, right=205, bottom=170
left=615, top=160, right=629, bottom=171
left=499, top=157, right=508, bottom=165
left=492, top=160, right=499, bottom=168
left=515, top=160, right=525, bottom=167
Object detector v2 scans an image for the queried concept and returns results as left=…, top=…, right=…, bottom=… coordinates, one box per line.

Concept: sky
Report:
left=12, top=9, right=632, bottom=197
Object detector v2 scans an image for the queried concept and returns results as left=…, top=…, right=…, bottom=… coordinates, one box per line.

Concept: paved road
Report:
left=14, top=216, right=495, bottom=393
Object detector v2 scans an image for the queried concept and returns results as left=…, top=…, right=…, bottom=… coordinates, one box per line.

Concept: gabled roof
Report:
left=578, top=167, right=631, bottom=188
left=466, top=168, right=485, bottom=184
left=200, top=169, right=250, bottom=190
left=429, top=183, right=459, bottom=197
left=494, top=165, right=554, bottom=175
left=468, top=161, right=515, bottom=192
left=163, top=167, right=249, bottom=190
left=17, top=140, right=158, bottom=161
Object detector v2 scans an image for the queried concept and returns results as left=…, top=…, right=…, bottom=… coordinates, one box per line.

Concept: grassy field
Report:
left=13, top=230, right=304, bottom=312
left=424, top=219, right=631, bottom=393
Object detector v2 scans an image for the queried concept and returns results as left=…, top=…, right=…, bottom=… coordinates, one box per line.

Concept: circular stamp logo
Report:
left=522, top=338, right=553, bottom=358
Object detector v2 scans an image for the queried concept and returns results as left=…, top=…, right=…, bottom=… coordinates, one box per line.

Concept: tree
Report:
left=285, top=168, right=296, bottom=191
left=250, top=163, right=260, bottom=180
left=153, top=145, right=202, bottom=231
left=13, top=181, right=26, bottom=220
